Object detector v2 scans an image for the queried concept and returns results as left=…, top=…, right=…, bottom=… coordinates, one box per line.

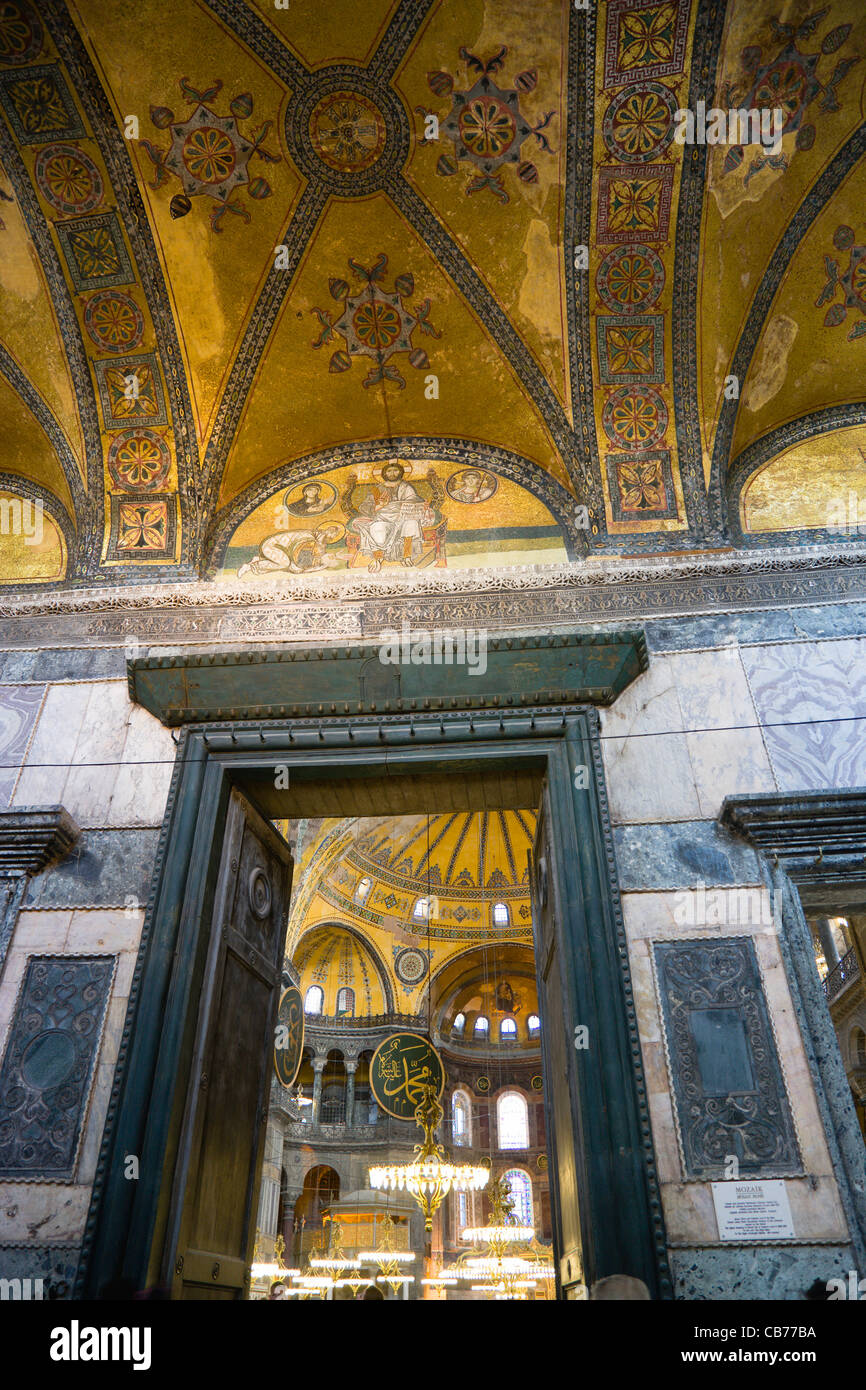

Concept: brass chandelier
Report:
left=369, top=1082, right=488, bottom=1231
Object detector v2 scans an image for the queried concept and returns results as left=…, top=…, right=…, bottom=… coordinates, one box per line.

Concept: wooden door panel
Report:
left=531, top=782, right=585, bottom=1296
left=166, top=788, right=293, bottom=1299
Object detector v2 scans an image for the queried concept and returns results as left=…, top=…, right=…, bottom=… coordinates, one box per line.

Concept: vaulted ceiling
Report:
left=0, top=0, right=864, bottom=585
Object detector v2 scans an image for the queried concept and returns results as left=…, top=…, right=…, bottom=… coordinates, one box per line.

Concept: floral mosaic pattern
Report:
left=425, top=47, right=556, bottom=203
left=83, top=290, right=144, bottom=353
left=34, top=141, right=103, bottom=216
left=597, top=163, right=674, bottom=242
left=106, top=428, right=170, bottom=491
left=721, top=9, right=859, bottom=185
left=602, top=81, right=678, bottom=162
left=816, top=224, right=866, bottom=340
left=311, top=254, right=440, bottom=389
left=140, top=77, right=280, bottom=230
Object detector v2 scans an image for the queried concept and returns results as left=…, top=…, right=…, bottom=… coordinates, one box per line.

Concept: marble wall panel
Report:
left=0, top=685, right=44, bottom=805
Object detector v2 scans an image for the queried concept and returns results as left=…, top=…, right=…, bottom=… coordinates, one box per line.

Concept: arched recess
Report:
left=422, top=942, right=537, bottom=1037
left=726, top=408, right=866, bottom=544
left=203, top=437, right=586, bottom=571
left=708, top=122, right=866, bottom=535
left=291, top=920, right=395, bottom=1015
left=0, top=471, right=75, bottom=583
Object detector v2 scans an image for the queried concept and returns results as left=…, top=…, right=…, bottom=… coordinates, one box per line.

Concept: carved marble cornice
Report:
left=0, top=807, right=80, bottom=876
left=2, top=544, right=866, bottom=647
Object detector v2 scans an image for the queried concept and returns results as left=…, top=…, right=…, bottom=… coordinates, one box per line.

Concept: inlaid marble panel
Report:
left=654, top=938, right=802, bottom=1181
left=0, top=685, right=44, bottom=805
left=0, top=954, right=115, bottom=1179
left=741, top=639, right=866, bottom=791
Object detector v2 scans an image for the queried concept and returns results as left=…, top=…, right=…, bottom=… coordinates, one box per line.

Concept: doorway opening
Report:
left=77, top=702, right=671, bottom=1301
left=255, top=810, right=556, bottom=1300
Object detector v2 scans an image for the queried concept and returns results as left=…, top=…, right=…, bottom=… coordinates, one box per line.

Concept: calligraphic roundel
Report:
left=369, top=1031, right=445, bottom=1120
left=273, top=985, right=304, bottom=1089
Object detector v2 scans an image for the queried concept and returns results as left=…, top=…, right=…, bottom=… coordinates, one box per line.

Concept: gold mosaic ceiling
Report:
left=288, top=812, right=535, bottom=1016
left=1, top=0, right=865, bottom=584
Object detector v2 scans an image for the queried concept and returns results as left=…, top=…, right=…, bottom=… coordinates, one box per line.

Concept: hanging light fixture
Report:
left=450, top=1175, right=553, bottom=1299
left=369, top=815, right=488, bottom=1231
left=369, top=1082, right=488, bottom=1232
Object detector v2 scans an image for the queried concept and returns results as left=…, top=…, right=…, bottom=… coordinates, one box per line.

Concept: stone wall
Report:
left=0, top=609, right=864, bottom=1297
left=601, top=630, right=866, bottom=1297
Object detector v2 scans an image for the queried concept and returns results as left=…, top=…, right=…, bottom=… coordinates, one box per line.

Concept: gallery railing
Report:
left=823, top=947, right=861, bottom=1003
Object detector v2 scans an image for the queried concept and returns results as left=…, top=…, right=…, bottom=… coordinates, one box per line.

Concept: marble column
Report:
left=345, top=1059, right=357, bottom=1127
left=311, top=1057, right=325, bottom=1123
left=816, top=916, right=841, bottom=969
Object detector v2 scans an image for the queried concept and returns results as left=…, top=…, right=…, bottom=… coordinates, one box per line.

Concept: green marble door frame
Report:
left=76, top=644, right=671, bottom=1299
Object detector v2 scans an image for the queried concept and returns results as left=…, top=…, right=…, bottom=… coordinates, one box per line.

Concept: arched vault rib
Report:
left=0, top=119, right=101, bottom=577
left=195, top=0, right=589, bottom=558
left=0, top=343, right=84, bottom=523
left=709, top=121, right=866, bottom=538
left=46, top=0, right=203, bottom=568
left=389, top=177, right=587, bottom=522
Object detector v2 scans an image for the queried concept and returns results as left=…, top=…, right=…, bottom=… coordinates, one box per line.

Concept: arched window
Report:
left=474, top=1015, right=489, bottom=1038
left=854, top=1027, right=866, bottom=1068
left=336, top=986, right=354, bottom=1016
left=456, top=1190, right=468, bottom=1233
left=452, top=1011, right=466, bottom=1035
left=304, top=985, right=323, bottom=1015
left=527, top=1013, right=540, bottom=1037
left=497, top=1091, right=529, bottom=1149
left=502, top=1168, right=533, bottom=1226
left=500, top=1017, right=517, bottom=1040
left=355, top=875, right=372, bottom=904
left=452, top=1090, right=471, bottom=1146
left=412, top=896, right=430, bottom=921
left=492, top=901, right=509, bottom=927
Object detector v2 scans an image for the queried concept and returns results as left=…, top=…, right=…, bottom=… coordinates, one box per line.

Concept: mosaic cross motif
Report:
left=108, top=494, right=176, bottom=560
left=95, top=353, right=167, bottom=428
left=597, top=164, right=673, bottom=242
left=603, top=0, right=690, bottom=87
left=425, top=47, right=555, bottom=203
left=140, top=78, right=280, bottom=230
left=311, top=254, right=440, bottom=389
left=816, top=225, right=866, bottom=340
left=54, top=212, right=135, bottom=293
left=605, top=448, right=678, bottom=521
left=722, top=10, right=859, bottom=185
left=0, top=64, right=85, bottom=143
